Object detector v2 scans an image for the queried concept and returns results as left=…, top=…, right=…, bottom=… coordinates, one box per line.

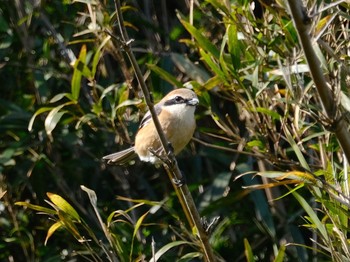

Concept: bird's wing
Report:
left=138, top=104, right=162, bottom=129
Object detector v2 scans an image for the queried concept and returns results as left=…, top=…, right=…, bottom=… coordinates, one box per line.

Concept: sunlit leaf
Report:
left=150, top=240, right=191, bottom=261
left=203, top=76, right=221, bottom=90
left=178, top=252, right=201, bottom=261
left=28, top=107, right=53, bottom=131
left=45, top=110, right=67, bottom=135
left=180, top=20, right=220, bottom=60
left=15, top=201, right=56, bottom=215
left=116, top=195, right=161, bottom=207
left=199, top=49, right=226, bottom=82
left=244, top=238, right=254, bottom=262
left=91, top=35, right=111, bottom=78
left=256, top=171, right=318, bottom=184
left=0, top=189, right=6, bottom=199
left=43, top=101, right=75, bottom=135
left=49, top=93, right=70, bottom=103
left=242, top=179, right=302, bottom=190
left=45, top=221, right=63, bottom=245
left=71, top=45, right=88, bottom=100
left=47, top=193, right=80, bottom=222
left=315, top=14, right=334, bottom=38
left=274, top=244, right=286, bottom=262
left=57, top=211, right=82, bottom=240
left=341, top=91, right=350, bottom=112
left=247, top=140, right=264, bottom=149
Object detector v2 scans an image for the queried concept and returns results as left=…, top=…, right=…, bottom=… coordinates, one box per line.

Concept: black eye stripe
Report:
left=164, top=96, right=187, bottom=106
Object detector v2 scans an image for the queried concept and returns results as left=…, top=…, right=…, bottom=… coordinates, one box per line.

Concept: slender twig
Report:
left=286, top=0, right=350, bottom=163
left=112, top=0, right=216, bottom=261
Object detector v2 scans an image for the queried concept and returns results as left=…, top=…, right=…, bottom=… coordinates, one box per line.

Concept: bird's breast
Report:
left=134, top=107, right=196, bottom=162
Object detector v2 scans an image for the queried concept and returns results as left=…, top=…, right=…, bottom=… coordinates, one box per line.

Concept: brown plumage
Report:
left=103, top=88, right=198, bottom=165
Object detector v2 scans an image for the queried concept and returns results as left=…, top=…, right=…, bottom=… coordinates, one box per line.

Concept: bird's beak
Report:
left=187, top=98, right=199, bottom=106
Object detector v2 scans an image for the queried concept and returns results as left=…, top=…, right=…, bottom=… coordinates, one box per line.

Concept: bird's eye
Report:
left=174, top=96, right=183, bottom=103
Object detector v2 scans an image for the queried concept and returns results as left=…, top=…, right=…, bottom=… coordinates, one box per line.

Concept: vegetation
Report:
left=1, top=0, right=350, bottom=261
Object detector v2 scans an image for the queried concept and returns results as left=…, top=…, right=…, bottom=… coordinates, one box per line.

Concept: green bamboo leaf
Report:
left=130, top=211, right=149, bottom=261
left=116, top=195, right=162, bottom=207
left=227, top=23, right=241, bottom=69
left=252, top=107, right=281, bottom=120
left=283, top=127, right=310, bottom=171
left=28, top=107, right=53, bottom=131
left=244, top=238, right=254, bottom=262
left=292, top=190, right=328, bottom=240
left=75, top=113, right=97, bottom=129
left=45, top=221, right=63, bottom=245
left=71, top=64, right=82, bottom=101
left=150, top=240, right=191, bottom=261
left=115, top=99, right=142, bottom=110
left=203, top=76, right=221, bottom=90
left=99, top=84, right=118, bottom=102
left=47, top=192, right=80, bottom=222
left=205, top=0, right=229, bottom=15
left=147, top=63, right=183, bottom=88
left=218, top=32, right=231, bottom=79
left=57, top=211, right=82, bottom=240
left=178, top=252, right=201, bottom=261
left=106, top=210, right=134, bottom=226
left=247, top=140, right=264, bottom=149
left=257, top=171, right=318, bottom=184
left=180, top=20, right=220, bottom=60
left=274, top=244, right=286, bottom=262
left=71, top=45, right=88, bottom=100
left=49, top=93, right=70, bottom=103
left=15, top=201, right=56, bottom=215
left=199, top=49, right=226, bottom=81
left=133, top=212, right=149, bottom=239
left=91, top=35, right=110, bottom=78
left=45, top=110, right=66, bottom=135
left=171, top=53, right=210, bottom=83
left=43, top=101, right=74, bottom=135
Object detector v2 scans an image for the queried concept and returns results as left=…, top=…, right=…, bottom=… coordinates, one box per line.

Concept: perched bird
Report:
left=103, top=88, right=199, bottom=165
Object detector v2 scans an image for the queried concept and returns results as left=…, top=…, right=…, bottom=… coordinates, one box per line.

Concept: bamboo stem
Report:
left=286, top=0, right=350, bottom=162
left=112, top=0, right=216, bottom=261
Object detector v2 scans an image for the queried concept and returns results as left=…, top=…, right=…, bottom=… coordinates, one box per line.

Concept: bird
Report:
left=103, top=88, right=199, bottom=165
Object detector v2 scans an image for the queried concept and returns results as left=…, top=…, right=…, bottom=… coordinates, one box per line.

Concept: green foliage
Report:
left=1, top=0, right=350, bottom=261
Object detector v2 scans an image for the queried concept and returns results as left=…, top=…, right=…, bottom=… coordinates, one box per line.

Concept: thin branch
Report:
left=286, top=0, right=350, bottom=163
left=112, top=0, right=216, bottom=261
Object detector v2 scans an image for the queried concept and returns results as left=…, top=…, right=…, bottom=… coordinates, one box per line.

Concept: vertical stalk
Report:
left=112, top=0, right=216, bottom=261
left=286, top=0, right=350, bottom=162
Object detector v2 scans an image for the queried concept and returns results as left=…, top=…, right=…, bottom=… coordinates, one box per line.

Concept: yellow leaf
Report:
left=45, top=221, right=63, bottom=246
left=47, top=193, right=80, bottom=222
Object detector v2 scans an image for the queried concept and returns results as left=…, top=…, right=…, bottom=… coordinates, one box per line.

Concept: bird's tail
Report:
left=103, top=147, right=137, bottom=165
